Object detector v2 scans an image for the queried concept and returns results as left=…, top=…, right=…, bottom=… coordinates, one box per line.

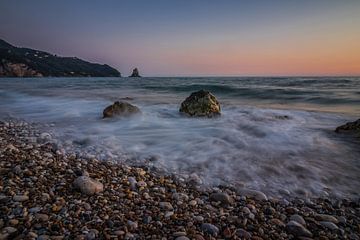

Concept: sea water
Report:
left=1, top=77, right=359, bottom=198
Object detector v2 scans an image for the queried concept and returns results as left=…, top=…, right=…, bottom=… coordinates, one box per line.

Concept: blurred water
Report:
left=0, top=77, right=359, bottom=198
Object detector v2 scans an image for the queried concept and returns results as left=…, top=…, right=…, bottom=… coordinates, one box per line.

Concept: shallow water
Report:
left=0, top=77, right=359, bottom=198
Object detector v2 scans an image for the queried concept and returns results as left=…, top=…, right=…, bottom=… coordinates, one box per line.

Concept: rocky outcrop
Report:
left=179, top=90, right=221, bottom=117
left=0, top=39, right=121, bottom=77
left=103, top=101, right=141, bottom=118
left=129, top=68, right=141, bottom=77
left=0, top=60, right=43, bottom=77
left=335, top=119, right=360, bottom=135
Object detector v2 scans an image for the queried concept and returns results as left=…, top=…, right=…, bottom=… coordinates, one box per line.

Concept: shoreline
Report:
left=0, top=119, right=359, bottom=239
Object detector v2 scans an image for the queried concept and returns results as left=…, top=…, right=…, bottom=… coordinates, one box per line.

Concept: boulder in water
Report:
left=179, top=90, right=220, bottom=117
left=103, top=101, right=140, bottom=118
left=335, top=119, right=360, bottom=135
left=129, top=68, right=141, bottom=77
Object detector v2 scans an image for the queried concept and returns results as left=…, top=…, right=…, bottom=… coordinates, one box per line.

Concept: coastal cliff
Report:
left=0, top=39, right=121, bottom=77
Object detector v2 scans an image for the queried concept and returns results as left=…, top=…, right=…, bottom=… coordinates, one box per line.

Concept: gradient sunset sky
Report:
left=1, top=0, right=359, bottom=76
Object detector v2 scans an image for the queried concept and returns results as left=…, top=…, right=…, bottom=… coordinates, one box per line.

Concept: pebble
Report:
left=29, top=207, right=42, bottom=213
left=73, top=176, right=104, bottom=195
left=159, top=202, right=173, bottom=210
left=175, top=237, right=190, bottom=240
left=127, top=220, right=138, bottom=229
left=242, top=206, right=251, bottom=215
left=238, top=189, right=268, bottom=201
left=286, top=220, right=313, bottom=238
left=137, top=181, right=147, bottom=188
left=264, top=206, right=276, bottom=215
left=35, top=213, right=50, bottom=222
left=315, top=214, right=339, bottom=223
left=173, top=232, right=187, bottom=237
left=194, top=216, right=204, bottom=222
left=113, top=230, right=125, bottom=236
left=143, top=215, right=152, bottom=224
left=13, top=195, right=29, bottom=202
left=236, top=228, right=252, bottom=239
left=210, top=192, right=233, bottom=205
left=28, top=232, right=38, bottom=238
left=290, top=214, right=306, bottom=226
left=320, top=221, right=339, bottom=230
left=270, top=218, right=286, bottom=227
left=9, top=219, right=19, bottom=225
left=189, top=200, right=197, bottom=206
left=1, top=120, right=359, bottom=240
left=201, top=223, right=219, bottom=236
left=172, top=192, right=189, bottom=202
left=165, top=211, right=174, bottom=218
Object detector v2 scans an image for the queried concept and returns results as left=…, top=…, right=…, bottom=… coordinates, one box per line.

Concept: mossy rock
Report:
left=179, top=90, right=221, bottom=117
left=103, top=101, right=140, bottom=118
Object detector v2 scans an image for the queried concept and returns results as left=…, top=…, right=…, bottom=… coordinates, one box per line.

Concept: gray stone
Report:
left=210, top=192, right=233, bottom=205
left=286, top=220, right=312, bottom=238
left=159, top=202, right=173, bottom=211
left=13, top=195, right=29, bottom=202
left=315, top=214, right=339, bottom=224
left=172, top=193, right=189, bottom=202
left=73, top=176, right=104, bottom=195
left=201, top=223, right=219, bottom=236
left=237, top=189, right=268, bottom=201
left=320, top=221, right=339, bottom=230
left=175, top=237, right=190, bottom=240
left=236, top=228, right=252, bottom=239
left=35, top=213, right=49, bottom=222
left=290, top=214, right=306, bottom=226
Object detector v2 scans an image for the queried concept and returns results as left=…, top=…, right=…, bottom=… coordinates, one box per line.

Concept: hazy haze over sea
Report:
left=1, top=77, right=359, bottom=198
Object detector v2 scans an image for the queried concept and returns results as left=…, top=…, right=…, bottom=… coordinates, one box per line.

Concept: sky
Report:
left=0, top=0, right=359, bottom=76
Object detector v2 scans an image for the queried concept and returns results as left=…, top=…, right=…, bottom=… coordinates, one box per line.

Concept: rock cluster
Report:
left=103, top=101, right=141, bottom=118
left=0, top=119, right=359, bottom=239
left=179, top=90, right=221, bottom=117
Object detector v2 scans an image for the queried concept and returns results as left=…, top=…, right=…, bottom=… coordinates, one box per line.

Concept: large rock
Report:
left=103, top=101, right=140, bottom=118
left=129, top=68, right=141, bottom=77
left=335, top=119, right=360, bottom=135
left=73, top=176, right=104, bottom=195
left=179, top=90, right=220, bottom=117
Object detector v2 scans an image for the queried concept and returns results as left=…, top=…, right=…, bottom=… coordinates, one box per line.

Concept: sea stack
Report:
left=180, top=90, right=221, bottom=117
left=129, top=68, right=141, bottom=77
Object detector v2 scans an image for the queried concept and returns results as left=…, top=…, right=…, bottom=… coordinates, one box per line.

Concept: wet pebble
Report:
left=210, top=192, right=233, bottom=205
left=13, top=195, right=29, bottom=202
left=159, top=202, right=173, bottom=211
left=286, top=220, right=312, bottom=238
left=201, top=223, right=219, bottom=236
left=290, top=214, right=306, bottom=226
left=73, top=176, right=104, bottom=195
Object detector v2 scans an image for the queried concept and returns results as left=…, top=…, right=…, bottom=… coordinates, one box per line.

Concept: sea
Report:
left=1, top=77, right=359, bottom=198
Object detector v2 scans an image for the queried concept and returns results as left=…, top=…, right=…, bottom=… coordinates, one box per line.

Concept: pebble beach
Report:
left=1, top=119, right=359, bottom=240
